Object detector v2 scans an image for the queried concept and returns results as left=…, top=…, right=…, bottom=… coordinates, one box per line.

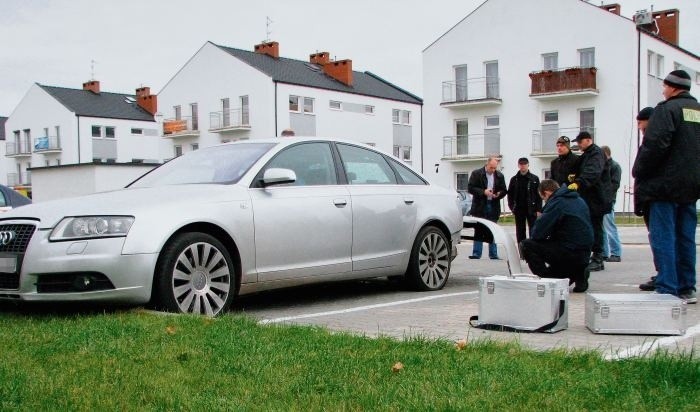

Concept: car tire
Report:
left=154, top=232, right=235, bottom=316
left=404, top=226, right=451, bottom=291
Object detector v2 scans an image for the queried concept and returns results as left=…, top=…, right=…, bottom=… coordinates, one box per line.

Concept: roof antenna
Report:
left=265, top=16, right=273, bottom=42
left=90, top=59, right=97, bottom=80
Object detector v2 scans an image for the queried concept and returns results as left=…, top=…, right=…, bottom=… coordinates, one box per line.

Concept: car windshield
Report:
left=129, top=143, right=276, bottom=187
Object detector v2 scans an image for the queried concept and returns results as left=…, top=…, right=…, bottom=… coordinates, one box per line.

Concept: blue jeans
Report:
left=649, top=201, right=697, bottom=296
left=602, top=210, right=621, bottom=257
left=472, top=201, right=499, bottom=258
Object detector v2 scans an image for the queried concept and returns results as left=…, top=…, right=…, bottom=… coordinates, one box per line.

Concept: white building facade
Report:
left=157, top=41, right=423, bottom=169
left=422, top=0, right=699, bottom=212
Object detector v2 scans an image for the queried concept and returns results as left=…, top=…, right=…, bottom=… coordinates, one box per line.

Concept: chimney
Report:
left=310, top=52, right=330, bottom=65
left=653, top=9, right=679, bottom=45
left=600, top=3, right=620, bottom=15
left=254, top=41, right=279, bottom=59
left=83, top=80, right=100, bottom=94
left=135, top=86, right=157, bottom=115
left=323, top=59, right=353, bottom=86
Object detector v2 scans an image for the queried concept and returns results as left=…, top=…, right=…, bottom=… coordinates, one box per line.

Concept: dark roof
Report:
left=38, top=84, right=155, bottom=122
left=0, top=117, right=7, bottom=141
left=214, top=43, right=422, bottom=105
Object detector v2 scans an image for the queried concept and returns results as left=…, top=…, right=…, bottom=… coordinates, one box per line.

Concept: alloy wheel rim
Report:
left=172, top=242, right=231, bottom=316
left=418, top=233, right=449, bottom=288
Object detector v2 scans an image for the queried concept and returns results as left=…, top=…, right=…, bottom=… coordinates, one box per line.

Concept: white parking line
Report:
left=604, top=323, right=700, bottom=361
left=258, top=291, right=478, bottom=324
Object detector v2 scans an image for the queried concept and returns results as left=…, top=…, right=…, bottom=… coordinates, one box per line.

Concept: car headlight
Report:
left=50, top=216, right=135, bottom=241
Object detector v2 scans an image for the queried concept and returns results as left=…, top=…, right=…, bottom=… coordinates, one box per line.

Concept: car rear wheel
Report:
left=405, top=226, right=451, bottom=291
left=154, top=232, right=234, bottom=316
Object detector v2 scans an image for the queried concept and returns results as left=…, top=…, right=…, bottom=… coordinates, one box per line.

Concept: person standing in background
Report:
left=600, top=145, right=622, bottom=262
left=550, top=136, right=579, bottom=187
left=635, top=107, right=659, bottom=292
left=507, top=157, right=542, bottom=245
left=468, top=156, right=507, bottom=259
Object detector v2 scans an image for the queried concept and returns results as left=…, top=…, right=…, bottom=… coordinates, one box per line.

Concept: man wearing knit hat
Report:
left=632, top=70, right=700, bottom=304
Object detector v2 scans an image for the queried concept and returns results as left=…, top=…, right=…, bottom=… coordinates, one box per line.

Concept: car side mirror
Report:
left=261, top=168, right=297, bottom=187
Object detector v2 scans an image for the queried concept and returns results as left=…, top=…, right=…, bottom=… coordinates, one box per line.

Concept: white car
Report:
left=0, top=138, right=462, bottom=316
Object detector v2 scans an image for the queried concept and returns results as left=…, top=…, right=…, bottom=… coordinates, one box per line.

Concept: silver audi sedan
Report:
left=0, top=138, right=462, bottom=316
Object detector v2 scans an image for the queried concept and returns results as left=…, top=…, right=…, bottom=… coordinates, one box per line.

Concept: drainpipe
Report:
left=76, top=115, right=81, bottom=163
left=274, top=82, right=278, bottom=137
left=420, top=105, right=424, bottom=174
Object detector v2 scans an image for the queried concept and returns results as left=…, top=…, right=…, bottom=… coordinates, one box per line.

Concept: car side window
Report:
left=0, top=192, right=6, bottom=207
left=387, top=157, right=427, bottom=185
left=337, top=144, right=397, bottom=185
left=264, top=142, right=337, bottom=186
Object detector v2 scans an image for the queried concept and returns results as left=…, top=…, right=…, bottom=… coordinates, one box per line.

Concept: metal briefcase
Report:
left=585, top=293, right=687, bottom=335
left=477, top=275, right=569, bottom=333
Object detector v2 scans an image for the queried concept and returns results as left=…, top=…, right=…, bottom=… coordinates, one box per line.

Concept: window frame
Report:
left=329, top=100, right=342, bottom=110
left=579, top=47, right=595, bottom=68
left=91, top=125, right=102, bottom=137
left=289, top=95, right=300, bottom=112
left=303, top=97, right=314, bottom=114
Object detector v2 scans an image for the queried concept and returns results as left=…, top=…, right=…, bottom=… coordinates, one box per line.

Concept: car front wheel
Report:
left=405, top=226, right=451, bottom=291
left=154, top=232, right=235, bottom=316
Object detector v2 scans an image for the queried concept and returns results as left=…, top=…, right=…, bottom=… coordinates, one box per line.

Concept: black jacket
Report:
left=467, top=166, right=507, bottom=218
left=608, top=158, right=621, bottom=202
left=507, top=171, right=542, bottom=215
left=550, top=151, right=579, bottom=186
left=531, top=186, right=593, bottom=254
left=632, top=91, right=700, bottom=215
left=573, top=143, right=612, bottom=217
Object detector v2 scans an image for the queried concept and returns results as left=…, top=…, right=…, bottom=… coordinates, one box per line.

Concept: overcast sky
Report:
left=1, top=0, right=698, bottom=116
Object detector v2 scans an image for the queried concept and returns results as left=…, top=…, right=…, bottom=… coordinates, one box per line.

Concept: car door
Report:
left=249, top=142, right=352, bottom=281
left=336, top=143, right=417, bottom=272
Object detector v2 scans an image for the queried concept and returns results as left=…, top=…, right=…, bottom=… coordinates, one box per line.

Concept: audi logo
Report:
left=0, top=231, right=16, bottom=246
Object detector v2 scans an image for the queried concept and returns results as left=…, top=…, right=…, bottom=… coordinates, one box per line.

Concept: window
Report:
left=337, top=144, right=397, bottom=185
left=13, top=130, right=19, bottom=141
left=191, top=143, right=199, bottom=151
left=388, top=157, right=426, bottom=185
left=240, top=95, right=249, bottom=125
left=401, top=111, right=411, bottom=125
left=329, top=100, right=341, bottom=110
left=55, top=126, right=60, bottom=139
left=190, top=103, right=198, bottom=130
left=580, top=109, right=595, bottom=133
left=43, top=127, right=49, bottom=137
left=365, top=105, right=375, bottom=115
left=174, top=105, right=182, bottom=120
left=543, top=111, right=559, bottom=123
left=131, top=128, right=143, bottom=134
left=656, top=54, right=664, bottom=78
left=393, top=145, right=412, bottom=161
left=485, top=115, right=499, bottom=128
left=392, top=109, right=400, bottom=123
left=222, top=98, right=231, bottom=127
left=303, top=97, right=314, bottom=114
left=262, top=142, right=337, bottom=186
left=579, top=48, right=595, bottom=68
left=648, top=51, right=664, bottom=78
left=91, top=126, right=101, bottom=137
left=289, top=96, right=300, bottom=112
left=56, top=159, right=61, bottom=166
left=105, top=126, right=115, bottom=138
left=174, top=145, right=182, bottom=157
left=393, top=109, right=411, bottom=125
left=543, top=52, right=558, bottom=70
left=456, top=172, right=470, bottom=191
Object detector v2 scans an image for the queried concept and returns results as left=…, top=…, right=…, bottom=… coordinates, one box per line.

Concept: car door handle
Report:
left=404, top=197, right=414, bottom=204
left=333, top=198, right=347, bottom=207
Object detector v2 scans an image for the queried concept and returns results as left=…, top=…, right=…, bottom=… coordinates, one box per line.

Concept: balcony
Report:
left=7, top=172, right=31, bottom=187
left=529, top=67, right=599, bottom=100
left=209, top=108, right=251, bottom=134
left=442, top=133, right=501, bottom=160
left=531, top=126, right=595, bottom=156
left=34, top=136, right=62, bottom=153
left=163, top=117, right=200, bottom=138
left=6, top=141, right=32, bottom=157
left=441, top=77, right=502, bottom=108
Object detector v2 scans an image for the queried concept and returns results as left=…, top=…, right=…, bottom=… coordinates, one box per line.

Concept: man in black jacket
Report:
left=550, top=136, right=579, bottom=186
left=569, top=131, right=612, bottom=272
left=507, top=157, right=542, bottom=245
left=632, top=70, right=700, bottom=304
left=521, top=180, right=593, bottom=292
left=467, top=156, right=507, bottom=259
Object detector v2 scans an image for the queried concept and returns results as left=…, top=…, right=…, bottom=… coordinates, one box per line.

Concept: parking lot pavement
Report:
left=239, top=224, right=699, bottom=358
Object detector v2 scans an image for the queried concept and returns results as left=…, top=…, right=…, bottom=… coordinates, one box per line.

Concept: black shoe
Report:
left=489, top=256, right=499, bottom=260
left=587, top=260, right=604, bottom=272
left=468, top=255, right=481, bottom=259
left=639, top=279, right=655, bottom=291
left=607, top=255, right=621, bottom=262
left=573, top=268, right=590, bottom=293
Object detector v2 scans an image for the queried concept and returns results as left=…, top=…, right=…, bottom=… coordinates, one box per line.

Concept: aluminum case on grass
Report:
left=585, top=293, right=687, bottom=335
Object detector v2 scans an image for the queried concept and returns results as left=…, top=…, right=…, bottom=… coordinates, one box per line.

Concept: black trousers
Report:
left=521, top=239, right=590, bottom=281
left=590, top=214, right=604, bottom=260
left=514, top=211, right=537, bottom=245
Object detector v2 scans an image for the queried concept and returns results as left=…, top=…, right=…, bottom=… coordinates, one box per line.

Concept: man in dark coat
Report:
left=569, top=131, right=612, bottom=272
left=632, top=70, right=700, bottom=304
left=507, top=157, right=542, bottom=245
left=467, top=156, right=507, bottom=259
left=520, top=180, right=593, bottom=292
left=550, top=136, right=579, bottom=186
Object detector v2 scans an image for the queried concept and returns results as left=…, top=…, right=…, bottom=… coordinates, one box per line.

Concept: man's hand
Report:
left=568, top=183, right=579, bottom=191
left=567, top=174, right=576, bottom=183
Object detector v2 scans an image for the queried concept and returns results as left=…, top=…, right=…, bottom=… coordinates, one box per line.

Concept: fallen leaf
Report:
left=391, top=362, right=404, bottom=373
left=165, top=325, right=176, bottom=335
left=455, top=339, right=467, bottom=350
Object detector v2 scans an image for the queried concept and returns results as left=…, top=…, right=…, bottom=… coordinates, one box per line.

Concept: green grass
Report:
left=0, top=309, right=697, bottom=411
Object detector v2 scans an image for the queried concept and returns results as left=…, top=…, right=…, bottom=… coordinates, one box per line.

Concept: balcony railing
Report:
left=34, top=136, right=62, bottom=153
left=7, top=172, right=31, bottom=186
left=532, top=126, right=595, bottom=155
left=163, top=117, right=200, bottom=138
left=443, top=133, right=501, bottom=159
left=529, top=67, right=598, bottom=98
left=209, top=108, right=251, bottom=132
left=441, top=77, right=501, bottom=108
left=6, top=140, right=32, bottom=157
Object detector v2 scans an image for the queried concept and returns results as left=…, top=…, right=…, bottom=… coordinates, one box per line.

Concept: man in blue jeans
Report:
left=467, top=156, right=507, bottom=259
left=632, top=70, right=699, bottom=304
left=601, top=146, right=622, bottom=262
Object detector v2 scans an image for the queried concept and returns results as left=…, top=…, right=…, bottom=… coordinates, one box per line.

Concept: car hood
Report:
left=0, top=184, right=250, bottom=229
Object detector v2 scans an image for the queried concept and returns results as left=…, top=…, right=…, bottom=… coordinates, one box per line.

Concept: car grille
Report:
left=0, top=223, right=36, bottom=290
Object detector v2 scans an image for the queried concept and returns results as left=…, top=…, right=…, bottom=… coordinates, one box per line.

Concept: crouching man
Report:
left=520, top=180, right=594, bottom=292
